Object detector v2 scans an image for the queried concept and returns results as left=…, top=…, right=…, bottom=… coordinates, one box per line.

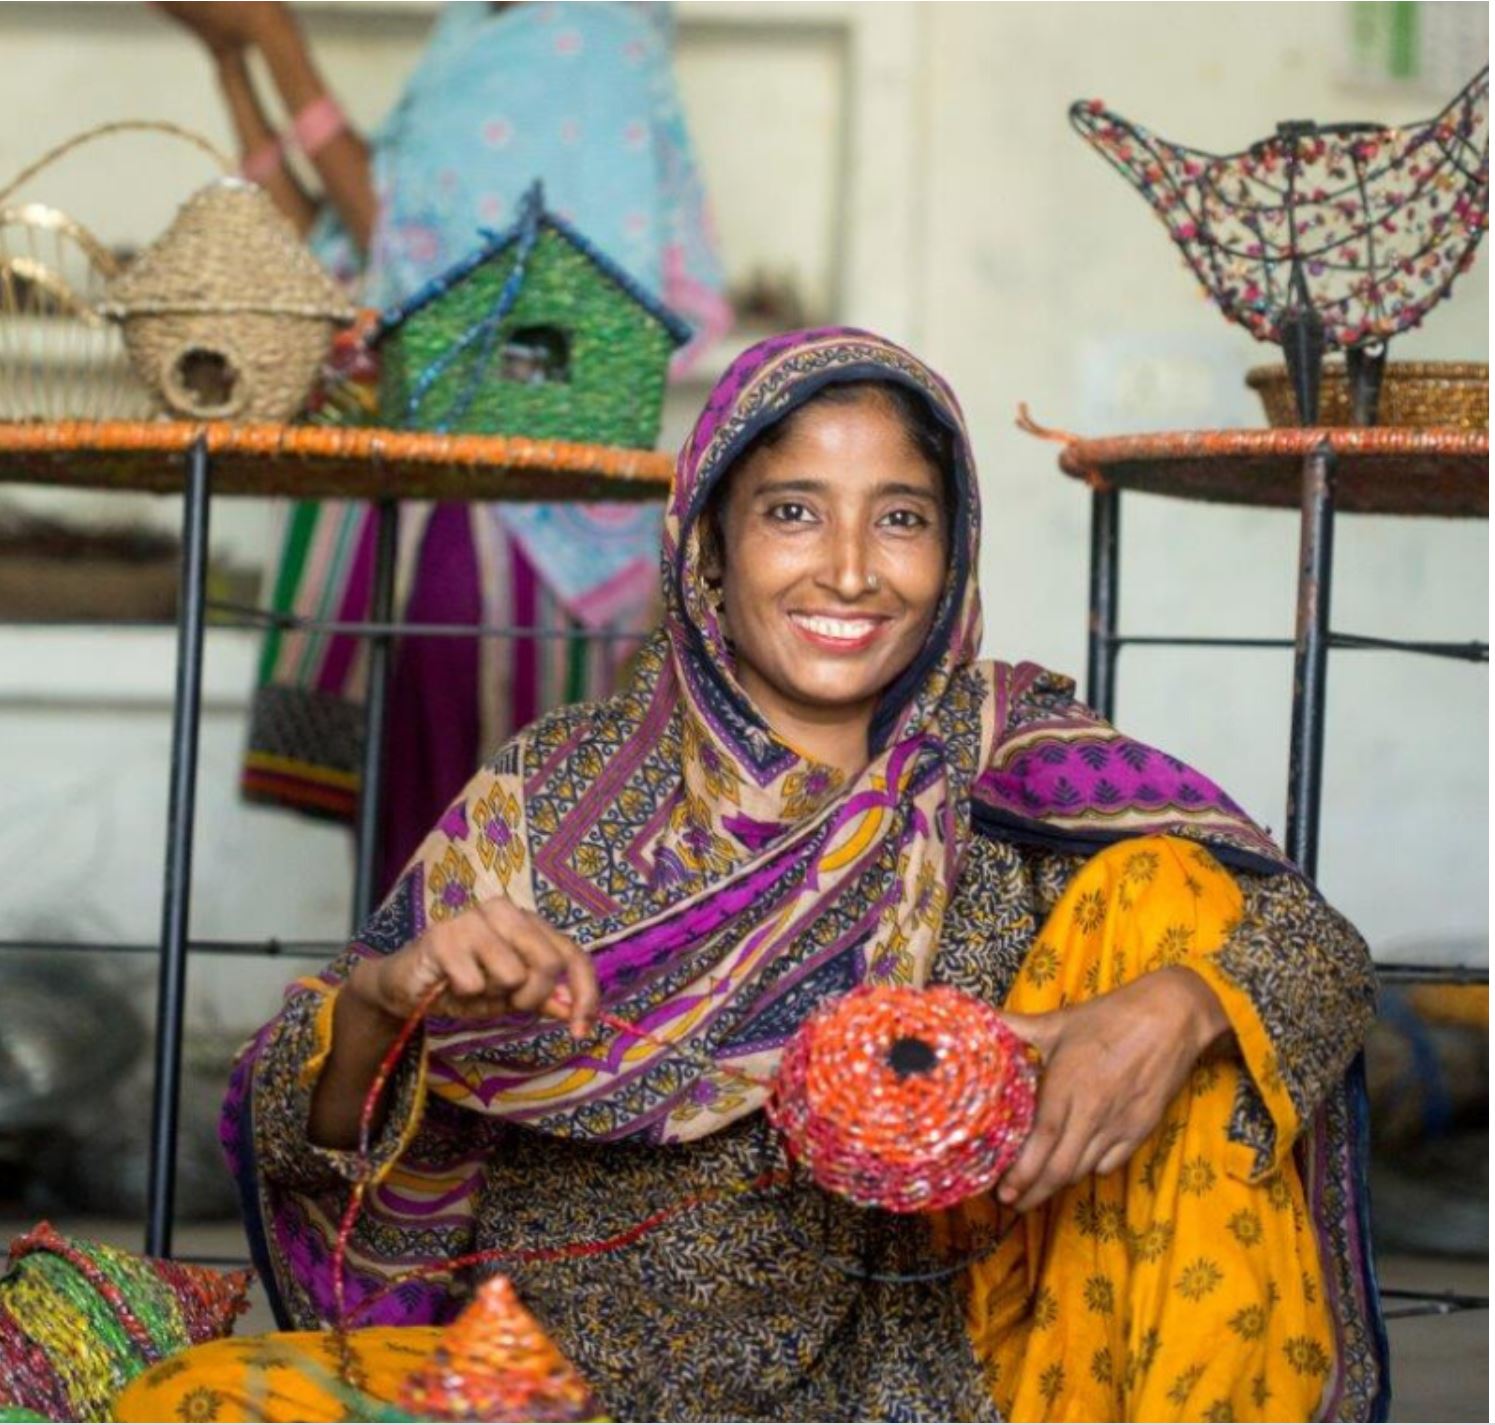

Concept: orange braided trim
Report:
left=1015, top=405, right=1110, bottom=491
left=0, top=420, right=675, bottom=484
left=1054, top=425, right=1488, bottom=479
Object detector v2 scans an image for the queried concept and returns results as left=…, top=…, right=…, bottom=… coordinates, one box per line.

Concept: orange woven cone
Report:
left=395, top=1276, right=598, bottom=1422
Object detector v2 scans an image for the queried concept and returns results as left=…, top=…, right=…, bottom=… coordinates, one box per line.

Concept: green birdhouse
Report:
left=373, top=181, right=692, bottom=449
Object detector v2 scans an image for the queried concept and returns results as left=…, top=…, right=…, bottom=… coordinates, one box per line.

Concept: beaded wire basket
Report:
left=1072, top=67, right=1489, bottom=425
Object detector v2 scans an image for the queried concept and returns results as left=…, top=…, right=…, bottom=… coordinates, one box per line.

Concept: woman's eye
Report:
left=767, top=502, right=814, bottom=524
left=881, top=508, right=931, bottom=530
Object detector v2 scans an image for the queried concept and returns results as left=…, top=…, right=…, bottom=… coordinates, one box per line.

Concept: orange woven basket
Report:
left=1246, top=360, right=1488, bottom=432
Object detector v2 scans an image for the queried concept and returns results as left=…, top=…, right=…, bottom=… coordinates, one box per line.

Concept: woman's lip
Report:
left=787, top=611, right=890, bottom=652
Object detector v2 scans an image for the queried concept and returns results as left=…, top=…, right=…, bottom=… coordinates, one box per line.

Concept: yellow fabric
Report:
left=112, top=1329, right=443, bottom=1422
left=957, top=835, right=1336, bottom=1422
left=1407, top=982, right=1487, bottom=1030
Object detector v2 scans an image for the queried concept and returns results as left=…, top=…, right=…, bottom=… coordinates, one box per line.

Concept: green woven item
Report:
left=0, top=1222, right=251, bottom=1422
left=375, top=181, right=690, bottom=448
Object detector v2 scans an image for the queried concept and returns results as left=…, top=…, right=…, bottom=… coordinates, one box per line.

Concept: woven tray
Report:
left=1247, top=361, right=1488, bottom=432
left=1051, top=427, right=1489, bottom=518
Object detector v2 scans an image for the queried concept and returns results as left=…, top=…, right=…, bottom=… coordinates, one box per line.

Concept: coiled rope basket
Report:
left=1, top=119, right=354, bottom=424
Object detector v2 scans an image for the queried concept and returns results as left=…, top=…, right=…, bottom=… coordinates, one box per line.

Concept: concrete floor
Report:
left=1, top=1214, right=1486, bottom=1420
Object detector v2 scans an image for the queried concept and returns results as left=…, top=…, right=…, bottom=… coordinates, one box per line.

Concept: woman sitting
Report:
left=118, top=329, right=1385, bottom=1423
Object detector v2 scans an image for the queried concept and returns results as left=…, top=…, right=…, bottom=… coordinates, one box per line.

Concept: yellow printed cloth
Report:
left=959, top=835, right=1336, bottom=1421
left=113, top=1329, right=441, bottom=1422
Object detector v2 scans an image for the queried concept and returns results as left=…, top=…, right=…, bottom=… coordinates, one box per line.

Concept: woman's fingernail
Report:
left=552, top=985, right=573, bottom=1007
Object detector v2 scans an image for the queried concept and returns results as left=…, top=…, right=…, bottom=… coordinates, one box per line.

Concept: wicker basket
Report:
left=105, top=177, right=355, bottom=422
left=1246, top=361, right=1488, bottom=432
left=0, top=124, right=205, bottom=421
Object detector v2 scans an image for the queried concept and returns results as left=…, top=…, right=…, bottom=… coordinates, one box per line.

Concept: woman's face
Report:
left=714, top=392, right=948, bottom=760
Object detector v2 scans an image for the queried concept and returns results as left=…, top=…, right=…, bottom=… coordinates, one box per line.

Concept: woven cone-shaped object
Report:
left=395, top=1276, right=598, bottom=1422
left=105, top=178, right=354, bottom=422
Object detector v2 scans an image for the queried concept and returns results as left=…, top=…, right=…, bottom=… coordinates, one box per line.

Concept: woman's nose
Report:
left=822, top=528, right=876, bottom=600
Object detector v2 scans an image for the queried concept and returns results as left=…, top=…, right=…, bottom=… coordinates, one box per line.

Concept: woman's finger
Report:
left=504, top=918, right=573, bottom=1014
left=474, top=937, right=529, bottom=997
left=1012, top=1118, right=1090, bottom=1213
left=477, top=902, right=563, bottom=979
left=1072, top=1129, right=1122, bottom=1186
left=1094, top=1137, right=1140, bottom=1179
left=990, top=1009, right=1060, bottom=1059
left=434, top=990, right=511, bottom=1021
left=999, top=1093, right=1070, bottom=1206
left=437, top=941, right=490, bottom=1000
left=554, top=940, right=600, bottom=1035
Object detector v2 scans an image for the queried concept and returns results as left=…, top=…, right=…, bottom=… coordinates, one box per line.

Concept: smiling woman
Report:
left=704, top=383, right=950, bottom=776
left=116, top=329, right=1384, bottom=1424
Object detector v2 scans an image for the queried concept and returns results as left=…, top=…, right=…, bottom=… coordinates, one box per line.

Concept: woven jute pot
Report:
left=1247, top=360, right=1488, bottom=432
left=105, top=178, right=354, bottom=422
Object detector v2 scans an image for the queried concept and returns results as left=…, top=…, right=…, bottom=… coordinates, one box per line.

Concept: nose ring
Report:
left=865, top=573, right=881, bottom=591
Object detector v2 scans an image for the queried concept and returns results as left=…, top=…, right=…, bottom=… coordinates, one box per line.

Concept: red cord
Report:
left=329, top=989, right=774, bottom=1340
left=331, top=982, right=443, bottom=1331
left=341, top=1168, right=789, bottom=1328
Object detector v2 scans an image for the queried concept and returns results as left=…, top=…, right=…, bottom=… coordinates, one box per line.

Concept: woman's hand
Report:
left=348, top=899, right=600, bottom=1039
left=995, top=966, right=1231, bottom=1213
left=151, top=2, right=287, bottom=58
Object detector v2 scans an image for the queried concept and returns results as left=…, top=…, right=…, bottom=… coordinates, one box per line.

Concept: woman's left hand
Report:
left=994, top=966, right=1231, bottom=1213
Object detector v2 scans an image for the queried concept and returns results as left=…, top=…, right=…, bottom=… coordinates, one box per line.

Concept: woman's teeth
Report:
left=791, top=613, right=881, bottom=640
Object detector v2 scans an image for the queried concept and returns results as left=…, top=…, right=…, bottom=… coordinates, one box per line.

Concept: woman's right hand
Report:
left=347, top=900, right=600, bottom=1038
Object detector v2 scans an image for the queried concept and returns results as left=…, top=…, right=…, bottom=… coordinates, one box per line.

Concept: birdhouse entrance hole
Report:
left=168, top=346, right=242, bottom=417
left=499, top=326, right=570, bottom=386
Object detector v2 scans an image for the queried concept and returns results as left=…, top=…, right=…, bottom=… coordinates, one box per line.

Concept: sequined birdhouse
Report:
left=374, top=181, right=691, bottom=448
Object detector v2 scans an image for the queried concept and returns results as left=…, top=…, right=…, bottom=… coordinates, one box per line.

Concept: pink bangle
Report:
left=240, top=138, right=284, bottom=186
left=291, top=94, right=347, bottom=158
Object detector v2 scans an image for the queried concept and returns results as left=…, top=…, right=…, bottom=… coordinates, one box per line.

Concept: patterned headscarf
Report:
left=379, top=329, right=1286, bottom=1145
left=226, top=328, right=1289, bottom=1327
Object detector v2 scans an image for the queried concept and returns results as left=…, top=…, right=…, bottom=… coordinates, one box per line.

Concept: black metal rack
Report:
left=1063, top=423, right=1489, bottom=1319
left=0, top=420, right=670, bottom=1258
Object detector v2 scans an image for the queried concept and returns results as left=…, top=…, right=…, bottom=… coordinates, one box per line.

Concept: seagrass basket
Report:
left=0, top=123, right=205, bottom=421
left=1247, top=361, right=1488, bottom=432
left=105, top=176, right=355, bottom=422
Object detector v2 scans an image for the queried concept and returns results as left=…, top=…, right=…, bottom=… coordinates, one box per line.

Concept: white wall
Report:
left=0, top=2, right=1486, bottom=1040
left=912, top=2, right=1488, bottom=960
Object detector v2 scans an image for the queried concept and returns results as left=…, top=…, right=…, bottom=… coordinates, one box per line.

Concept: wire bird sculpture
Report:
left=1071, top=67, right=1489, bottom=425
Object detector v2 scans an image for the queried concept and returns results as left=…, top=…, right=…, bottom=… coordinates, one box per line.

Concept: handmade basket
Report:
left=1247, top=360, right=1489, bottom=432
left=105, top=174, right=356, bottom=422
left=767, top=983, right=1037, bottom=1214
left=0, top=124, right=193, bottom=422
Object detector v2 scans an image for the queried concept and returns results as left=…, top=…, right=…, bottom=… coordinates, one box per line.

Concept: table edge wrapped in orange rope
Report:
left=1015, top=410, right=1489, bottom=517
left=0, top=420, right=676, bottom=501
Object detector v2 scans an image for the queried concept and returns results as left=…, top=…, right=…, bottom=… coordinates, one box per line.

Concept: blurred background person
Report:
left=158, top=0, right=730, bottom=895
